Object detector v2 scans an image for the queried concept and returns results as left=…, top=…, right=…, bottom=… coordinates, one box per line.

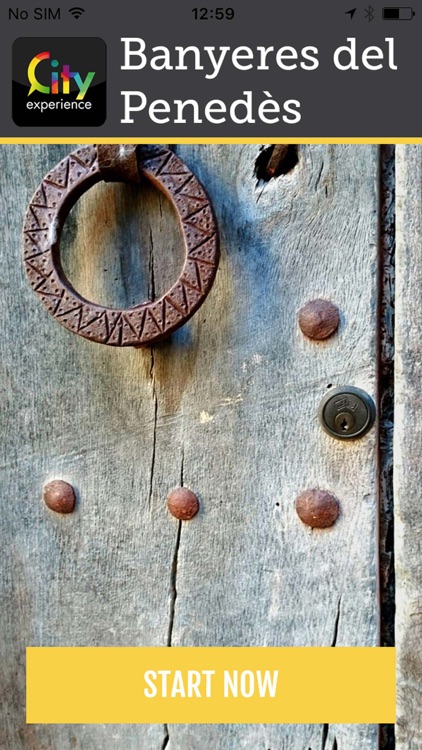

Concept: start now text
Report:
left=143, top=669, right=279, bottom=699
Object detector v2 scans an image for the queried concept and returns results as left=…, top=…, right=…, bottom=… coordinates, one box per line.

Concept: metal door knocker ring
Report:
left=23, top=145, right=220, bottom=346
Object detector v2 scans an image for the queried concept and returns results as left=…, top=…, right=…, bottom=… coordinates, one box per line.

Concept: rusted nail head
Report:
left=167, top=488, right=199, bottom=521
left=298, top=299, right=340, bottom=341
left=43, top=480, right=76, bottom=514
left=295, top=489, right=339, bottom=529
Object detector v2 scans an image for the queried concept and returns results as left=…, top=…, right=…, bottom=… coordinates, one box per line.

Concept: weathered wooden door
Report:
left=1, top=144, right=383, bottom=749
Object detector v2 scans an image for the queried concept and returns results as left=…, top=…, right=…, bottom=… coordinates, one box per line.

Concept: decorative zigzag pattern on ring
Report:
left=23, top=145, right=219, bottom=346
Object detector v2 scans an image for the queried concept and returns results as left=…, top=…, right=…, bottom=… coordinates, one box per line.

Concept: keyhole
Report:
left=333, top=410, right=356, bottom=434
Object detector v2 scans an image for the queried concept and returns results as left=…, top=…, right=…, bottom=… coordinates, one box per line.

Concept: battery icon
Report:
left=383, top=7, right=415, bottom=19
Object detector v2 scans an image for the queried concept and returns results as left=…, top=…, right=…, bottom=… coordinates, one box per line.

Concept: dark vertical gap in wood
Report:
left=379, top=145, right=395, bottom=750
left=167, top=521, right=182, bottom=648
left=148, top=224, right=158, bottom=510
left=321, top=723, right=329, bottom=750
left=331, top=595, right=342, bottom=647
left=148, top=348, right=158, bottom=511
left=161, top=726, right=170, bottom=749
left=148, top=226, right=156, bottom=301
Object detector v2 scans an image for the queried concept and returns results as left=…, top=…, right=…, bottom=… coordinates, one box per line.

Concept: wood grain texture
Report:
left=0, top=144, right=380, bottom=749
left=395, top=146, right=422, bottom=749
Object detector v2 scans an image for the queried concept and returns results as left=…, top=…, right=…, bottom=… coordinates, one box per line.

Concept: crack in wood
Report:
left=167, top=519, right=182, bottom=648
left=148, top=226, right=158, bottom=511
left=148, top=349, right=158, bottom=512
left=161, top=725, right=170, bottom=749
left=148, top=226, right=156, bottom=302
left=315, top=160, right=325, bottom=191
left=331, top=595, right=342, bottom=648
left=180, top=446, right=185, bottom=487
left=166, top=447, right=185, bottom=650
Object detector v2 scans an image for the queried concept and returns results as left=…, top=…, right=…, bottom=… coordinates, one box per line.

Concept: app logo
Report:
left=13, top=38, right=106, bottom=127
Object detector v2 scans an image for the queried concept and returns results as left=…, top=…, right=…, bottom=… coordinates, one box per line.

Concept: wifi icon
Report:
left=69, top=7, right=85, bottom=19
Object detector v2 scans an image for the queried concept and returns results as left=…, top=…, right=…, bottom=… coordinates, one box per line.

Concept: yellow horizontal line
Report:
left=0, top=137, right=421, bottom=145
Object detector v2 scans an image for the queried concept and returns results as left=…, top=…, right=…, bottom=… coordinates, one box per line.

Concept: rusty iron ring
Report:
left=23, top=145, right=219, bottom=346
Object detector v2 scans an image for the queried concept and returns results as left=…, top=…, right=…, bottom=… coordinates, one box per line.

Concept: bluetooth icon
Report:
left=365, top=4, right=375, bottom=21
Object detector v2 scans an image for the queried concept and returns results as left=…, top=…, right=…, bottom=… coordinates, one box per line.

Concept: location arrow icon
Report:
left=345, top=8, right=357, bottom=18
